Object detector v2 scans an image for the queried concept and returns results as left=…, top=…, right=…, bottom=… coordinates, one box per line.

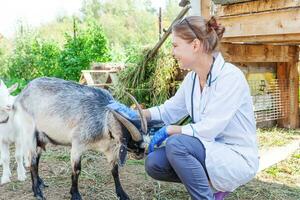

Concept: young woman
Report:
left=108, top=16, right=259, bottom=200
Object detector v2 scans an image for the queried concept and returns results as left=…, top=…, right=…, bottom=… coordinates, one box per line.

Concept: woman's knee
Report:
left=165, top=134, right=206, bottom=162
left=144, top=151, right=167, bottom=179
left=165, top=135, right=187, bottom=159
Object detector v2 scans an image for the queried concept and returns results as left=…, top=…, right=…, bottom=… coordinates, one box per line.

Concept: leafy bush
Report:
left=4, top=19, right=111, bottom=88
left=58, top=20, right=111, bottom=80
left=6, top=33, right=61, bottom=88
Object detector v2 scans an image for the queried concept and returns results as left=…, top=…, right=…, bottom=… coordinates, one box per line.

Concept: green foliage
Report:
left=257, top=127, right=300, bottom=148
left=0, top=48, right=6, bottom=75
left=38, top=17, right=74, bottom=46
left=3, top=19, right=111, bottom=86
left=58, top=20, right=111, bottom=80
left=0, top=38, right=13, bottom=77
left=6, top=32, right=61, bottom=84
left=96, top=0, right=158, bottom=62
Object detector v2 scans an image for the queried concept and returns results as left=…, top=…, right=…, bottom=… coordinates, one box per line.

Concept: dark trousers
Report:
left=145, top=134, right=214, bottom=200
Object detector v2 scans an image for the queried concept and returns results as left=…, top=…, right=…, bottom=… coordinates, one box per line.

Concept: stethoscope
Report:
left=190, top=57, right=215, bottom=123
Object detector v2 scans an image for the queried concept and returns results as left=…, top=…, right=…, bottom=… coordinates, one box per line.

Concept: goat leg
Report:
left=36, top=146, right=48, bottom=189
left=111, top=164, right=130, bottom=200
left=1, top=142, right=11, bottom=184
left=35, top=134, right=48, bottom=190
left=31, top=153, right=45, bottom=200
left=70, top=158, right=82, bottom=200
left=15, top=140, right=26, bottom=181
left=70, top=144, right=84, bottom=200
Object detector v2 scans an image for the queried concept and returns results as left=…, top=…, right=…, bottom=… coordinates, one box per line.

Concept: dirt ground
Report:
left=0, top=145, right=299, bottom=200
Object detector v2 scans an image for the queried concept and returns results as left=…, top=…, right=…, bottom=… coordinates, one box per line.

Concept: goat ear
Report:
left=8, top=83, right=18, bottom=93
left=110, top=110, right=142, bottom=142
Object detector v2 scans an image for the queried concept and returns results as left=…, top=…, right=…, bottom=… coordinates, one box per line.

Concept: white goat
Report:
left=0, top=80, right=27, bottom=184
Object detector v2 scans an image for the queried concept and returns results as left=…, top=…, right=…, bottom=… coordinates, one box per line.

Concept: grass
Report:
left=227, top=149, right=300, bottom=200
left=0, top=128, right=299, bottom=200
left=257, top=127, right=300, bottom=149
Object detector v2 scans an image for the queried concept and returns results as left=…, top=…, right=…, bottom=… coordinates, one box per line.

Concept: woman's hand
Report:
left=107, top=100, right=138, bottom=120
left=148, top=126, right=169, bottom=153
left=148, top=125, right=182, bottom=153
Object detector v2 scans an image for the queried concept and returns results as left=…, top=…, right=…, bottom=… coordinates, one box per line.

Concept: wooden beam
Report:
left=201, top=0, right=211, bottom=18
left=221, top=33, right=300, bottom=44
left=287, top=46, right=299, bottom=128
left=276, top=46, right=299, bottom=128
left=276, top=62, right=289, bottom=128
left=220, top=43, right=297, bottom=63
left=219, top=8, right=300, bottom=44
left=217, top=0, right=300, bottom=17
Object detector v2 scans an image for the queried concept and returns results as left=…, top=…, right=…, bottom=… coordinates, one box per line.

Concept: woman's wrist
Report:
left=166, top=125, right=182, bottom=135
left=143, top=109, right=152, bottom=121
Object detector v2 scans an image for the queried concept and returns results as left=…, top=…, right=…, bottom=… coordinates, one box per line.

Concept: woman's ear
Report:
left=193, top=39, right=203, bottom=52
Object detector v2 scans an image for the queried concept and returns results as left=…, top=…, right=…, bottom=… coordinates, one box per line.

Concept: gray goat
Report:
left=13, top=77, right=148, bottom=200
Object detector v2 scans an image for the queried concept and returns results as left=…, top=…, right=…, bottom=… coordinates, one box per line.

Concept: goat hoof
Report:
left=36, top=196, right=46, bottom=200
left=38, top=177, right=48, bottom=189
left=1, top=176, right=11, bottom=184
left=18, top=173, right=27, bottom=181
left=118, top=193, right=130, bottom=200
left=71, top=193, right=82, bottom=200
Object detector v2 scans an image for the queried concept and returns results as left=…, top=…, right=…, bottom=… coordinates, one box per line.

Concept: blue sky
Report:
left=0, top=0, right=166, bottom=38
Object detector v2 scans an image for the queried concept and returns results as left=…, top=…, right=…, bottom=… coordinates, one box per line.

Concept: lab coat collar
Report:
left=207, top=52, right=226, bottom=86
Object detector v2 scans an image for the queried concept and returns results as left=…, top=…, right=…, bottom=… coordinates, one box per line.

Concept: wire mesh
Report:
left=249, top=79, right=289, bottom=123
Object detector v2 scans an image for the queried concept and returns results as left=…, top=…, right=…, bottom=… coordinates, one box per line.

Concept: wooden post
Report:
left=288, top=46, right=299, bottom=128
left=277, top=46, right=299, bottom=128
left=277, top=62, right=289, bottom=128
left=201, top=0, right=211, bottom=18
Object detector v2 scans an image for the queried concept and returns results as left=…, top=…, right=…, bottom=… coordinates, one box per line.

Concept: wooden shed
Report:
left=198, top=0, right=300, bottom=128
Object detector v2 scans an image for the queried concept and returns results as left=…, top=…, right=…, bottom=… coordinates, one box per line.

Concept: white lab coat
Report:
left=148, top=52, right=259, bottom=192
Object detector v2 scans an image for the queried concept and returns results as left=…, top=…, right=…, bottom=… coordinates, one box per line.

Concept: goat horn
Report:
left=111, top=110, right=142, bottom=142
left=124, top=91, right=147, bottom=134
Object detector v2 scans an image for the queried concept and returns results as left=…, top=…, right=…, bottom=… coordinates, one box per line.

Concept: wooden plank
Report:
left=82, top=72, right=94, bottom=85
left=276, top=62, right=289, bottom=127
left=288, top=47, right=299, bottom=128
left=217, top=0, right=300, bottom=17
left=219, top=8, right=300, bottom=44
left=221, top=33, right=300, bottom=44
left=213, top=0, right=253, bottom=5
left=220, top=43, right=297, bottom=62
left=276, top=46, right=299, bottom=128
left=201, top=0, right=211, bottom=18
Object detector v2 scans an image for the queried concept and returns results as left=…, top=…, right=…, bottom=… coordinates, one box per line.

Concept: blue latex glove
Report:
left=148, top=126, right=169, bottom=154
left=107, top=100, right=138, bottom=120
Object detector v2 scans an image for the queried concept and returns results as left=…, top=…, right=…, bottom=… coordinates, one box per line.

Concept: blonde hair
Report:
left=172, top=16, right=225, bottom=53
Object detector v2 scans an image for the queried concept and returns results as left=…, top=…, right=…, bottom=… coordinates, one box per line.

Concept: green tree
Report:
left=58, top=19, right=111, bottom=81
left=95, top=0, right=159, bottom=61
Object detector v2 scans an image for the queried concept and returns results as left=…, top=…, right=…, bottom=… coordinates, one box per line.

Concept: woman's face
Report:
left=172, top=33, right=200, bottom=70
